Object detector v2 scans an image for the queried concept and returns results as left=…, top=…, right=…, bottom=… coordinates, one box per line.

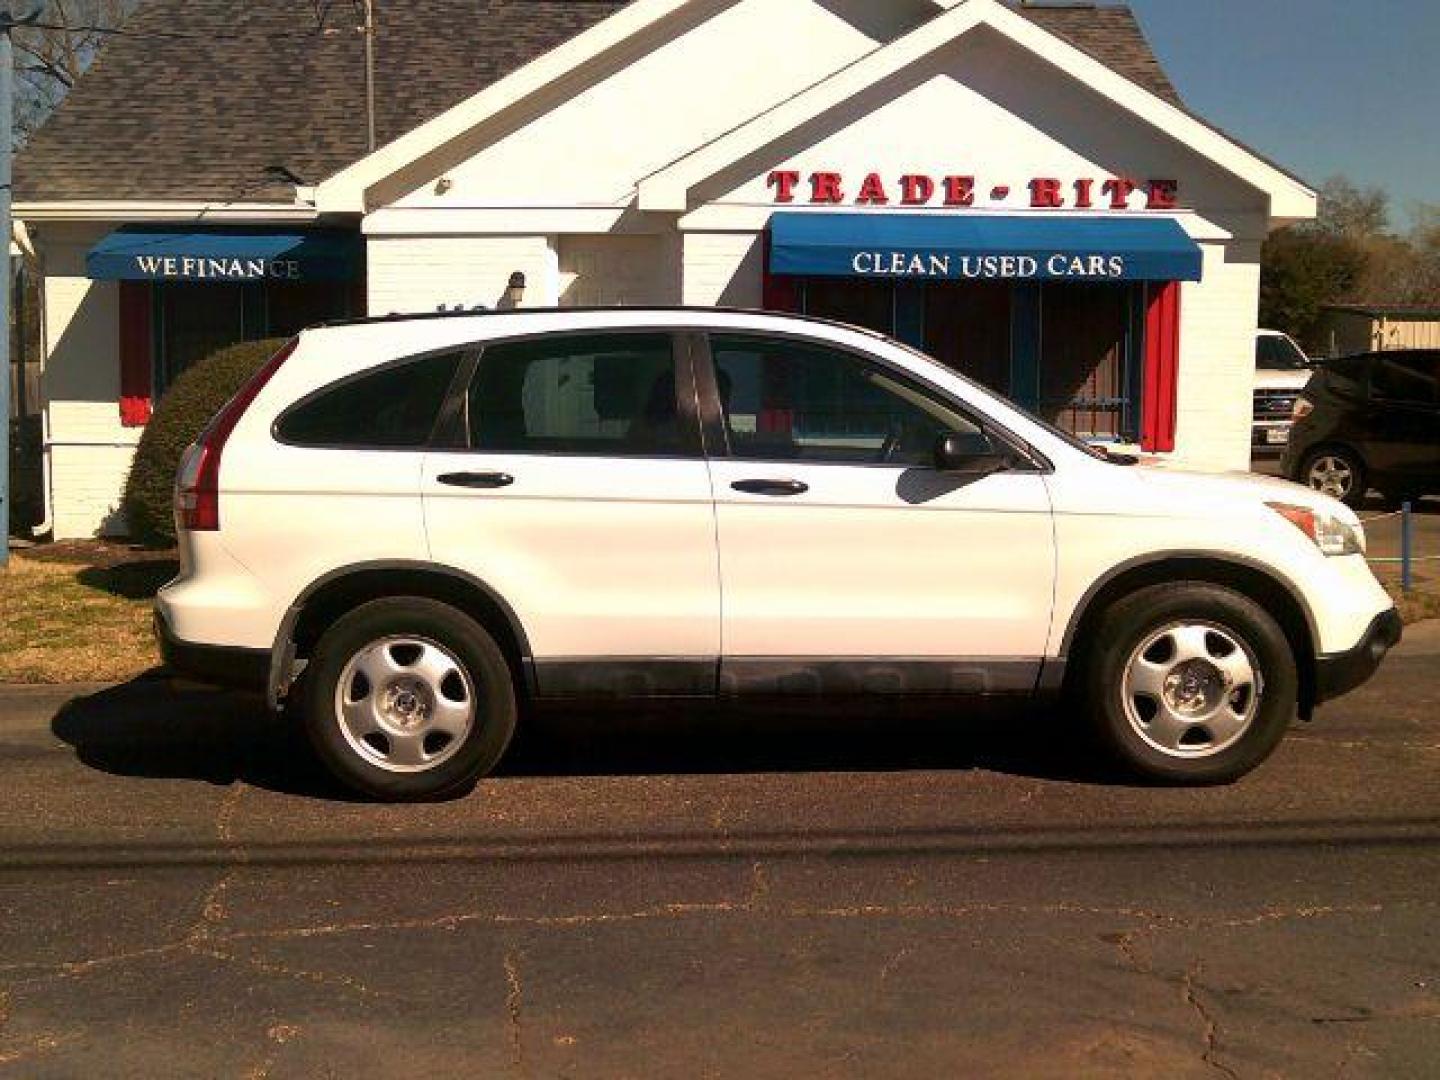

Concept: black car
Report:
left=1282, top=349, right=1439, bottom=507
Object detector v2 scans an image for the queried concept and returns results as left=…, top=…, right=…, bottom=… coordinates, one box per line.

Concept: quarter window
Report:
left=708, top=334, right=978, bottom=466
left=275, top=351, right=461, bottom=448
left=467, top=334, right=685, bottom=456
left=1370, top=353, right=1438, bottom=405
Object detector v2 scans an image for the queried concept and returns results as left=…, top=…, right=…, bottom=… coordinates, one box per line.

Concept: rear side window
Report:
left=276, top=351, right=462, bottom=448
left=1370, top=352, right=1439, bottom=405
left=466, top=333, right=686, bottom=456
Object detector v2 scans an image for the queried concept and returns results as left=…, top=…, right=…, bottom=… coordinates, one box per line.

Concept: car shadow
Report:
left=76, top=558, right=180, bottom=600
left=50, top=676, right=363, bottom=802
left=50, top=676, right=1123, bottom=801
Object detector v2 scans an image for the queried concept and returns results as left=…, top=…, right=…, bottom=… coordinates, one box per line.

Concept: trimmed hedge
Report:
left=122, top=337, right=287, bottom=544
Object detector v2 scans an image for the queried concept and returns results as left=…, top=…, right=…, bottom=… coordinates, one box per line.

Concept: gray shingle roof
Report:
left=16, top=1, right=1183, bottom=205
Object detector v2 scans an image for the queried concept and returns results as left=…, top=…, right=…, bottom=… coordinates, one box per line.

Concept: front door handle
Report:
left=731, top=478, right=809, bottom=497
left=437, top=471, right=515, bottom=490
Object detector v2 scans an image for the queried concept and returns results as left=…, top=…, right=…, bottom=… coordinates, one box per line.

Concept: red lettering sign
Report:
left=767, top=170, right=800, bottom=203
left=1029, top=178, right=1064, bottom=209
left=856, top=172, right=890, bottom=205
left=900, top=174, right=935, bottom=206
left=1103, top=177, right=1139, bottom=210
left=944, top=176, right=975, bottom=206
left=810, top=172, right=844, bottom=204
left=1147, top=178, right=1179, bottom=210
left=769, top=170, right=1179, bottom=211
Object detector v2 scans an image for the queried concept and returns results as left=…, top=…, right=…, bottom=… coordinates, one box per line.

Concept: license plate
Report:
left=1266, top=428, right=1290, bottom=445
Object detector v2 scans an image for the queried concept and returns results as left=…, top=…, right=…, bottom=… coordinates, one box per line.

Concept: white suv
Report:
left=156, top=309, right=1401, bottom=800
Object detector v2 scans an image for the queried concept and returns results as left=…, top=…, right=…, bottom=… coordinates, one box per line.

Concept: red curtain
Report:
left=119, top=282, right=153, bottom=427
left=1141, top=281, right=1180, bottom=453
left=760, top=230, right=800, bottom=314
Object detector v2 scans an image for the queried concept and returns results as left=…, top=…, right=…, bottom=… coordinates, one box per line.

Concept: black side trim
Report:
left=719, top=658, right=1042, bottom=698
left=534, top=659, right=717, bottom=700
left=268, top=561, right=537, bottom=709
left=155, top=611, right=268, bottom=693
left=1315, top=608, right=1403, bottom=705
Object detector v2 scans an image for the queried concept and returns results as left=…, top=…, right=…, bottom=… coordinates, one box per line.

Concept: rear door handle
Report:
left=731, top=479, right=809, bottom=497
left=437, top=471, right=515, bottom=490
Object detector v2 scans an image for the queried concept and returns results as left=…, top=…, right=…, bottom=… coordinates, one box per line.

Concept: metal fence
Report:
left=1361, top=503, right=1433, bottom=593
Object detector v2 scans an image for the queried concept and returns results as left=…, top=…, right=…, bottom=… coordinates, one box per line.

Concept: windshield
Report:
left=1257, top=334, right=1310, bottom=371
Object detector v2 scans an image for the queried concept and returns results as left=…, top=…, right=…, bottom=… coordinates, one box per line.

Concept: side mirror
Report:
left=934, top=430, right=1008, bottom=474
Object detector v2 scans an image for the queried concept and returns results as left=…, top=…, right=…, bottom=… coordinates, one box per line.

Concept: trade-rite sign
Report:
left=767, top=170, right=1180, bottom=211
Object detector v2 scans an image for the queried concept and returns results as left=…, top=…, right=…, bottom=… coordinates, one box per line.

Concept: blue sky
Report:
left=1127, top=0, right=1438, bottom=229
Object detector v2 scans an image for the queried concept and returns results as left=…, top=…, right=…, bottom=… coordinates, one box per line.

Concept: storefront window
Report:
left=153, top=279, right=360, bottom=392
left=1038, top=283, right=1139, bottom=440
left=777, top=275, right=1142, bottom=440
left=923, top=282, right=1012, bottom=396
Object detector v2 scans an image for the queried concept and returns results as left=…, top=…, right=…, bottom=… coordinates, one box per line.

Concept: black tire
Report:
left=1300, top=445, right=1368, bottom=508
left=1079, top=583, right=1298, bottom=785
left=301, top=597, right=517, bottom=801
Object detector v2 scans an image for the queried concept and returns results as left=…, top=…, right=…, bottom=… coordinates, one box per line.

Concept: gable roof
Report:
left=15, top=0, right=627, bottom=204
left=636, top=0, right=1314, bottom=219
left=19, top=0, right=1182, bottom=207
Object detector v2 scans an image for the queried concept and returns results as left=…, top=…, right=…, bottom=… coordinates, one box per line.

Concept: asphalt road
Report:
left=1, top=627, right=1437, bottom=1078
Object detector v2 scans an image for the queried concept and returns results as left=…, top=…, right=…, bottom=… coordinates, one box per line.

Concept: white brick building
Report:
left=17, top=0, right=1315, bottom=539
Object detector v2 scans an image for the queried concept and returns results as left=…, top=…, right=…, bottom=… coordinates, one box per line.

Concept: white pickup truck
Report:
left=1253, top=329, right=1314, bottom=455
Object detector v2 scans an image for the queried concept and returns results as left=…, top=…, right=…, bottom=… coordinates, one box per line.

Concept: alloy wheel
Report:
left=1307, top=454, right=1356, bottom=500
left=334, top=636, right=477, bottom=773
left=1121, top=622, right=1263, bottom=759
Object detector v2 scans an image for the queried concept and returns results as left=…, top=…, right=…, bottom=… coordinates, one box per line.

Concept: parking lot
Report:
left=1, top=623, right=1436, bottom=1077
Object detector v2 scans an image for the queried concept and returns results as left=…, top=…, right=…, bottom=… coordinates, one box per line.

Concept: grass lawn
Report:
left=1, top=543, right=175, bottom=684
left=0, top=541, right=1436, bottom=686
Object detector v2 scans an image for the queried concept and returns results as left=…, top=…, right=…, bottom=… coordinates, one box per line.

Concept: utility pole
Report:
left=0, top=4, right=44, bottom=569
left=362, top=0, right=377, bottom=152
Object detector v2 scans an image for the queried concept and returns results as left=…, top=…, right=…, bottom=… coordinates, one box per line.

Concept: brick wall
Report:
left=1172, top=240, right=1262, bottom=471
left=681, top=232, right=762, bottom=307
left=367, top=235, right=559, bottom=315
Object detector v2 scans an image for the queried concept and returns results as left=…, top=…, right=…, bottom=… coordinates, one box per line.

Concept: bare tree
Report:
left=11, top=0, right=138, bottom=145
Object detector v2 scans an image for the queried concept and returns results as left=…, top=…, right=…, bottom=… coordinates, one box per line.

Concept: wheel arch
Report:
left=269, top=561, right=535, bottom=709
left=1058, top=554, right=1320, bottom=714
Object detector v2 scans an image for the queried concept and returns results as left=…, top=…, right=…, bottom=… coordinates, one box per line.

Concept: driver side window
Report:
left=708, top=334, right=978, bottom=466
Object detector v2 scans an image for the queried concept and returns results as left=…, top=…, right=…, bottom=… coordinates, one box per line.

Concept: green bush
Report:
left=122, top=337, right=286, bottom=544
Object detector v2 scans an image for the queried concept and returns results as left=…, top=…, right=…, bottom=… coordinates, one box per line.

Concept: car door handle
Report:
left=437, top=471, right=515, bottom=490
left=731, top=479, right=809, bottom=497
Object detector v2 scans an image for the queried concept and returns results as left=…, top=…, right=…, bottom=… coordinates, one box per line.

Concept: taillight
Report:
left=176, top=338, right=298, bottom=532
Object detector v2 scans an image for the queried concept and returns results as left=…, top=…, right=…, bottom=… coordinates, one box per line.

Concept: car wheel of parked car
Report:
left=1301, top=446, right=1367, bottom=508
left=302, top=597, right=518, bottom=801
left=1081, top=584, right=1297, bottom=785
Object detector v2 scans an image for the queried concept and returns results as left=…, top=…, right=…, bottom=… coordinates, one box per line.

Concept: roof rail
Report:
left=312, top=305, right=888, bottom=337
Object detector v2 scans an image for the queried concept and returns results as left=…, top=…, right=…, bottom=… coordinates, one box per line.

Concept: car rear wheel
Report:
left=302, top=597, right=517, bottom=801
left=1081, top=584, right=1297, bottom=784
left=1302, top=446, right=1367, bottom=508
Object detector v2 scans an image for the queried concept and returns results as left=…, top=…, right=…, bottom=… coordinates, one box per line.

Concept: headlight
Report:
left=1292, top=398, right=1314, bottom=420
left=1267, top=502, right=1366, bottom=556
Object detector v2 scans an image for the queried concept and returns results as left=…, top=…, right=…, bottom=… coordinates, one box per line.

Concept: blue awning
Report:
left=769, top=213, right=1202, bottom=283
left=87, top=226, right=362, bottom=283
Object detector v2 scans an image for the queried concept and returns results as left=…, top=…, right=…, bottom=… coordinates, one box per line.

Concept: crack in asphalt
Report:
left=187, top=782, right=247, bottom=942
left=1182, top=960, right=1238, bottom=1080
left=504, top=952, right=528, bottom=1078
left=0, top=1032, right=80, bottom=1068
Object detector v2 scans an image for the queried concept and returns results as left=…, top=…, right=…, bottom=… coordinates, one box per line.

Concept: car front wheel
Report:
left=1302, top=446, right=1367, bottom=508
left=1081, top=584, right=1298, bottom=784
left=302, top=597, right=518, bottom=801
